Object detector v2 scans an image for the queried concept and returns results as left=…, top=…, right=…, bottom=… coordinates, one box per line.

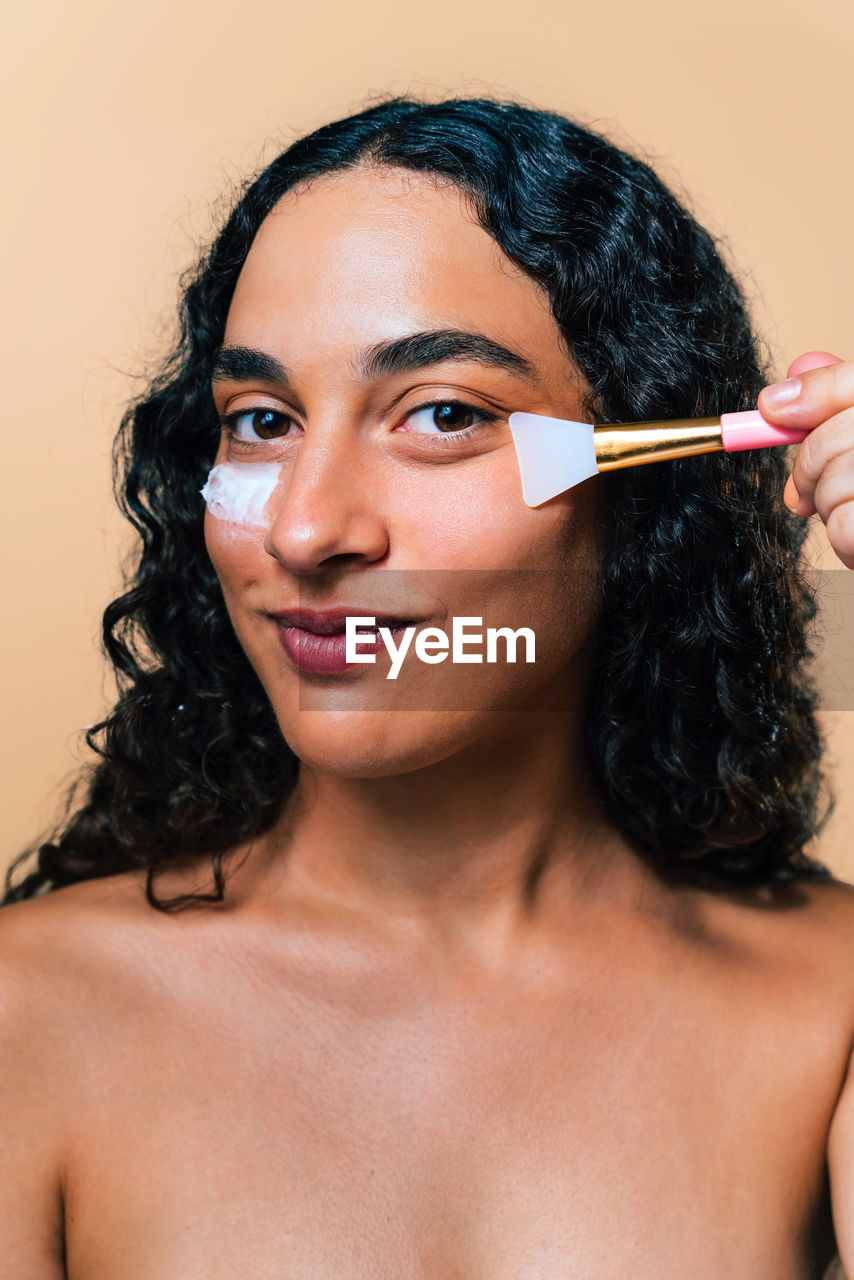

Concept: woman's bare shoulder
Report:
left=793, top=873, right=854, bottom=925
left=0, top=869, right=152, bottom=958
left=795, top=874, right=854, bottom=979
left=0, top=873, right=171, bottom=1272
left=684, top=870, right=854, bottom=998
left=0, top=869, right=198, bottom=1018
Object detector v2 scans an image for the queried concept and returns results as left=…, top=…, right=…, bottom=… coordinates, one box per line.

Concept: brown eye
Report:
left=252, top=410, right=286, bottom=439
left=223, top=408, right=295, bottom=441
left=406, top=401, right=486, bottom=434
left=431, top=402, right=475, bottom=432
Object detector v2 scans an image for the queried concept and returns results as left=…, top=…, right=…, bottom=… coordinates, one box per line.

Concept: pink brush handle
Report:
left=720, top=409, right=810, bottom=451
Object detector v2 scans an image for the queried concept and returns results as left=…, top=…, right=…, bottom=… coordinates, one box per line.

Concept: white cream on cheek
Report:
left=200, top=460, right=283, bottom=526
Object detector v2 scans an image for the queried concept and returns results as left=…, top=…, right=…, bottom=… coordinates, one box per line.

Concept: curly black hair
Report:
left=3, top=93, right=832, bottom=911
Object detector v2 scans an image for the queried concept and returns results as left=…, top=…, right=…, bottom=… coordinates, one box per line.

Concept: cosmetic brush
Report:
left=507, top=408, right=809, bottom=508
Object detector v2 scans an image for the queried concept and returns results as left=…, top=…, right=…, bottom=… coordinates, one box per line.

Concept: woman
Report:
left=2, top=95, right=854, bottom=1276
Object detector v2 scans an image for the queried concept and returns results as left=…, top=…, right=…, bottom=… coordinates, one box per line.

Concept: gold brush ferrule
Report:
left=593, top=417, right=724, bottom=470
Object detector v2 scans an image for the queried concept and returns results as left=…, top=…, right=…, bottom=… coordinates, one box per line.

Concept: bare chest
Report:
left=62, top=967, right=841, bottom=1279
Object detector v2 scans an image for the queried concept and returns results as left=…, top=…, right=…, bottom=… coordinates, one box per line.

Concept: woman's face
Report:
left=205, top=163, right=610, bottom=775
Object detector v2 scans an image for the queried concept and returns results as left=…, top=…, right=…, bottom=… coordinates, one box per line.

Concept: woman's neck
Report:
left=246, top=707, right=632, bottom=949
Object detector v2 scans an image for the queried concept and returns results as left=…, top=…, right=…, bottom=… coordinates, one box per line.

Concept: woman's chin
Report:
left=274, top=706, right=497, bottom=779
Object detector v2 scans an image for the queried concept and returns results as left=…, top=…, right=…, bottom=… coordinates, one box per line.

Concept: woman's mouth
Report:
left=274, top=620, right=414, bottom=675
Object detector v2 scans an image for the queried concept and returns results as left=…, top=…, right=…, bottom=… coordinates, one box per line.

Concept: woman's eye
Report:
left=404, top=401, right=489, bottom=434
left=224, top=408, right=296, bottom=442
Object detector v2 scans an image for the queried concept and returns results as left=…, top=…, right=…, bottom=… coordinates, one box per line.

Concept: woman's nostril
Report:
left=262, top=496, right=391, bottom=574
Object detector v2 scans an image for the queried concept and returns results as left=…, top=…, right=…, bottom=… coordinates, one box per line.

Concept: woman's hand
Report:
left=757, top=351, right=854, bottom=569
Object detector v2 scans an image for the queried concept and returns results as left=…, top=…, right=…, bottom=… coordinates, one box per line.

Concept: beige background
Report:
left=2, top=0, right=852, bottom=881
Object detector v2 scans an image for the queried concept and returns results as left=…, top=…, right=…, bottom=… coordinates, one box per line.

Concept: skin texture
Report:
left=2, top=165, right=854, bottom=1279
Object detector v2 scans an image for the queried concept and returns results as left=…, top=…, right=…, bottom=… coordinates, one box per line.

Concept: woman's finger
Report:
left=758, top=357, right=854, bottom=432
left=788, top=406, right=854, bottom=515
left=825, top=498, right=854, bottom=569
left=812, top=450, right=854, bottom=530
left=786, top=350, right=844, bottom=379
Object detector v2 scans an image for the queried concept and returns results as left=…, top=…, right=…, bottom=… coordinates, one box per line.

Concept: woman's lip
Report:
left=275, top=621, right=412, bottom=675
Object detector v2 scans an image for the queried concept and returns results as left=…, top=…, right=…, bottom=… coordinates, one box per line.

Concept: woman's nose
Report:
left=263, top=430, right=389, bottom=573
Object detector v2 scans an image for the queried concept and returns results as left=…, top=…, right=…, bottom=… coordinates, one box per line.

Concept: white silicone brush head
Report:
left=507, top=412, right=598, bottom=507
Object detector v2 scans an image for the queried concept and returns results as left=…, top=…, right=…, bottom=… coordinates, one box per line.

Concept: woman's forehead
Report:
left=226, top=165, right=574, bottom=381
left=239, top=167, right=525, bottom=299
left=262, top=163, right=484, bottom=243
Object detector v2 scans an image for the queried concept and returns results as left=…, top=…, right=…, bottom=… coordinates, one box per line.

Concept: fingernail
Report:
left=763, top=377, right=802, bottom=407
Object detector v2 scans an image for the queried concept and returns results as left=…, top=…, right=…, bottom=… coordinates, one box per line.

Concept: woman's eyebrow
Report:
left=210, top=329, right=540, bottom=387
left=361, top=330, right=539, bottom=381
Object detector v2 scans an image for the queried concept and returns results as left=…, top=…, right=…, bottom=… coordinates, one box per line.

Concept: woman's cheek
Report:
left=203, top=510, right=263, bottom=592
left=398, top=454, right=543, bottom=568
left=200, top=457, right=285, bottom=579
